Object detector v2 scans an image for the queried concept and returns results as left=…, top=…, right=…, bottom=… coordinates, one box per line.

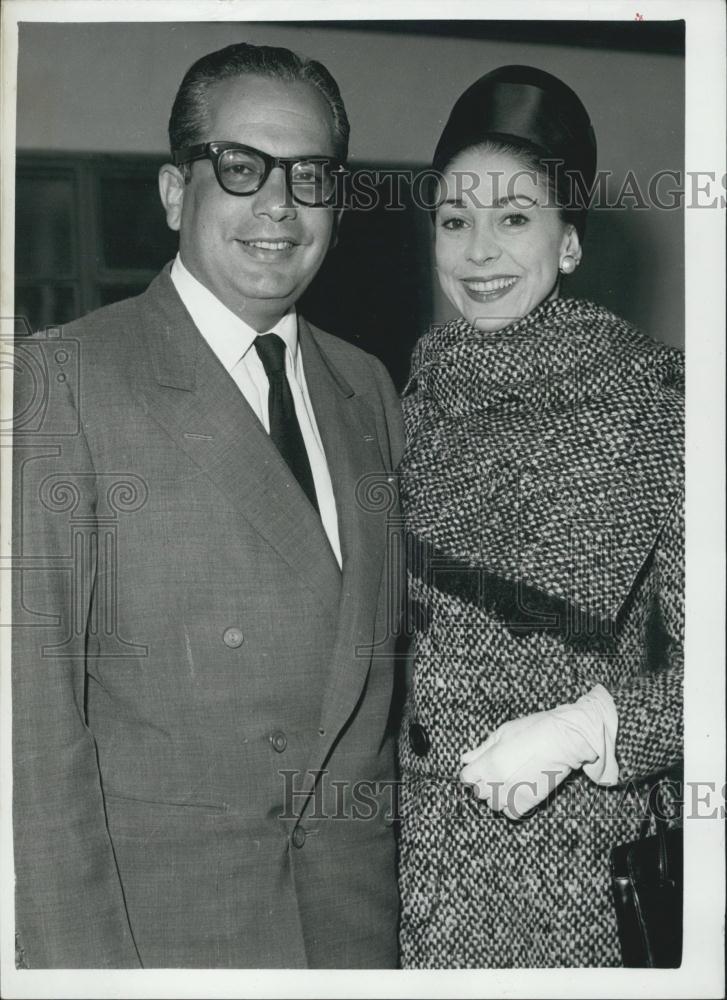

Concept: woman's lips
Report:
left=460, top=275, right=519, bottom=302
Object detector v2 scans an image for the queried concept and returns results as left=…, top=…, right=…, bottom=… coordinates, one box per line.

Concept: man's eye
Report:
left=225, top=163, right=255, bottom=176
left=293, top=166, right=321, bottom=184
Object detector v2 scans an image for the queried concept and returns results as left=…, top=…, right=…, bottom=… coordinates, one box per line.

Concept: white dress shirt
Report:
left=170, top=254, right=342, bottom=567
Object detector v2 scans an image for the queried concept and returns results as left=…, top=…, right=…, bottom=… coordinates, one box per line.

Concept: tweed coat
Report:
left=12, top=267, right=405, bottom=969
left=397, top=298, right=684, bottom=968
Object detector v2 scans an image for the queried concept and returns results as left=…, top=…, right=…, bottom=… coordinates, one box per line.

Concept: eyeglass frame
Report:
left=171, top=140, right=347, bottom=207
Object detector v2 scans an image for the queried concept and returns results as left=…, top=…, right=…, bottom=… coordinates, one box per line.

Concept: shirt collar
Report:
left=170, top=253, right=298, bottom=373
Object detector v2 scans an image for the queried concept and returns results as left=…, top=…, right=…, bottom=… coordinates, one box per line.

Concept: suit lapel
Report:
left=133, top=273, right=394, bottom=770
left=298, top=320, right=393, bottom=762
left=132, top=271, right=341, bottom=610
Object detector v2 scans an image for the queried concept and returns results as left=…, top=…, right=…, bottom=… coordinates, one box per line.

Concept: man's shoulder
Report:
left=303, top=318, right=390, bottom=386
left=59, top=293, right=142, bottom=342
left=45, top=270, right=171, bottom=366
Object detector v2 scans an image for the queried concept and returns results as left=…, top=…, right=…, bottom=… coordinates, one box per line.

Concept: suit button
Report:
left=409, top=722, right=431, bottom=757
left=291, top=827, right=307, bottom=849
left=222, top=627, right=244, bottom=648
left=270, top=731, right=287, bottom=753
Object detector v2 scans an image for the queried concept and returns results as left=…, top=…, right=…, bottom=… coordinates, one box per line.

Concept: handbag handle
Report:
left=639, top=783, right=674, bottom=887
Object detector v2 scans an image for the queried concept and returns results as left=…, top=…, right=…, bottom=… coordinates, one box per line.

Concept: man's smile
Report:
left=236, top=236, right=301, bottom=261
left=240, top=238, right=298, bottom=249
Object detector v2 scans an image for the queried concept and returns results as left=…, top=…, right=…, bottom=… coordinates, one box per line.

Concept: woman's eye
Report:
left=501, top=213, right=529, bottom=227
left=440, top=216, right=468, bottom=231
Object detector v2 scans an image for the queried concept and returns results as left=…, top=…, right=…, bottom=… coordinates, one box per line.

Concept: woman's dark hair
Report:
left=168, top=42, right=350, bottom=161
left=432, top=66, right=597, bottom=239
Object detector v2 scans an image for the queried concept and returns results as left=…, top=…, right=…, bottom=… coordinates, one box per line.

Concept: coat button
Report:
left=409, top=722, right=431, bottom=757
left=270, top=731, right=287, bottom=753
left=222, top=627, right=244, bottom=648
left=291, top=827, right=307, bottom=849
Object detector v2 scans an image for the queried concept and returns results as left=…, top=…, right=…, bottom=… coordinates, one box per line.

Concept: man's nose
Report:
left=252, top=166, right=297, bottom=222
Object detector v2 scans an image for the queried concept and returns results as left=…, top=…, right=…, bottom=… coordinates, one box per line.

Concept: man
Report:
left=12, top=43, right=403, bottom=969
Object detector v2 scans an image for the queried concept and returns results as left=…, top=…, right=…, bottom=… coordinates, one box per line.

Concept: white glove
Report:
left=460, top=684, right=619, bottom=821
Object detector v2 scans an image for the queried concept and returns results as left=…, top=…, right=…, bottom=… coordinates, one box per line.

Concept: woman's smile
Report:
left=460, top=275, right=520, bottom=302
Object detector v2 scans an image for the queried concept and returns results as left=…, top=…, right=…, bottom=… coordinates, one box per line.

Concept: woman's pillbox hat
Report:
left=433, top=65, right=597, bottom=236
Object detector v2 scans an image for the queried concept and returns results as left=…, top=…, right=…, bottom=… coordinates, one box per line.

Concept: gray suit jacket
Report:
left=12, top=267, right=405, bottom=968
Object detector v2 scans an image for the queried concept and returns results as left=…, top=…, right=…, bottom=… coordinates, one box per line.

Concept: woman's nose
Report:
left=252, top=166, right=297, bottom=221
left=466, top=229, right=501, bottom=266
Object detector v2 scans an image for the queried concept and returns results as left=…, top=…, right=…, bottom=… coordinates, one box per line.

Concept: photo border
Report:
left=1, top=2, right=724, bottom=998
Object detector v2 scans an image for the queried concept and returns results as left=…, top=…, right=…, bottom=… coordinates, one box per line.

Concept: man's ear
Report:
left=159, top=163, right=187, bottom=232
left=560, top=223, right=582, bottom=266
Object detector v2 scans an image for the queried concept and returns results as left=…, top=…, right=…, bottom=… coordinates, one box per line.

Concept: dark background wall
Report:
left=16, top=20, right=684, bottom=386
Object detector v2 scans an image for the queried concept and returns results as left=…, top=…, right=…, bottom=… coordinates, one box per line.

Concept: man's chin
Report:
left=219, top=283, right=301, bottom=328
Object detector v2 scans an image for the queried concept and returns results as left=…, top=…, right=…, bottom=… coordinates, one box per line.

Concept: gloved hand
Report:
left=459, top=684, right=618, bottom=820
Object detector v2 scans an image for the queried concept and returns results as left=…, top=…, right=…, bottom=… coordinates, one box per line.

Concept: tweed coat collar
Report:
left=400, top=297, right=684, bottom=624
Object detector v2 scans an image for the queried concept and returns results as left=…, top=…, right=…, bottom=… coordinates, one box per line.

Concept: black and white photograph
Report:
left=0, top=2, right=724, bottom=997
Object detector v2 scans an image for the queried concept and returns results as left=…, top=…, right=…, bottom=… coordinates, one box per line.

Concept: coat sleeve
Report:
left=12, top=345, right=141, bottom=968
left=610, top=496, right=684, bottom=783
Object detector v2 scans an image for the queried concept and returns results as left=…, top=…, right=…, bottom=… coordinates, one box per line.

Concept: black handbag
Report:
left=610, top=783, right=683, bottom=967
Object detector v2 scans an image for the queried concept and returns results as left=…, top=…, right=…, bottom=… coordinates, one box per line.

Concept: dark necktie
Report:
left=253, top=333, right=319, bottom=513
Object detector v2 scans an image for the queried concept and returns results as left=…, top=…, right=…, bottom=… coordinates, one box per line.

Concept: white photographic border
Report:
left=1, top=2, right=724, bottom=997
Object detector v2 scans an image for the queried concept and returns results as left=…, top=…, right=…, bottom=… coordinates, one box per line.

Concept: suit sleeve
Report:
left=610, top=496, right=684, bottom=783
left=367, top=353, right=405, bottom=469
left=12, top=353, right=141, bottom=968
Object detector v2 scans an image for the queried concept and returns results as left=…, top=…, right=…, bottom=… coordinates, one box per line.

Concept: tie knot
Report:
left=254, top=334, right=287, bottom=377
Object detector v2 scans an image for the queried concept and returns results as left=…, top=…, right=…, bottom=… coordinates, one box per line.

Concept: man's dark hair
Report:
left=168, top=42, right=350, bottom=161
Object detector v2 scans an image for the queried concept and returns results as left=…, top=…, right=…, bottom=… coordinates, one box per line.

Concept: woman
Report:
left=397, top=66, right=683, bottom=968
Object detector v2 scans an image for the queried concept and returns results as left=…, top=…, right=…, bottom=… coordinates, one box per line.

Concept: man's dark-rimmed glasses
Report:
left=172, top=141, right=346, bottom=207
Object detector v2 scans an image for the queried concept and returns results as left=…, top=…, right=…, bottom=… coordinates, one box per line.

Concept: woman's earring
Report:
left=559, top=254, right=577, bottom=275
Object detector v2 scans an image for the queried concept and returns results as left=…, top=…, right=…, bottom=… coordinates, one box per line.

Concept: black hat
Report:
left=433, top=66, right=597, bottom=232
